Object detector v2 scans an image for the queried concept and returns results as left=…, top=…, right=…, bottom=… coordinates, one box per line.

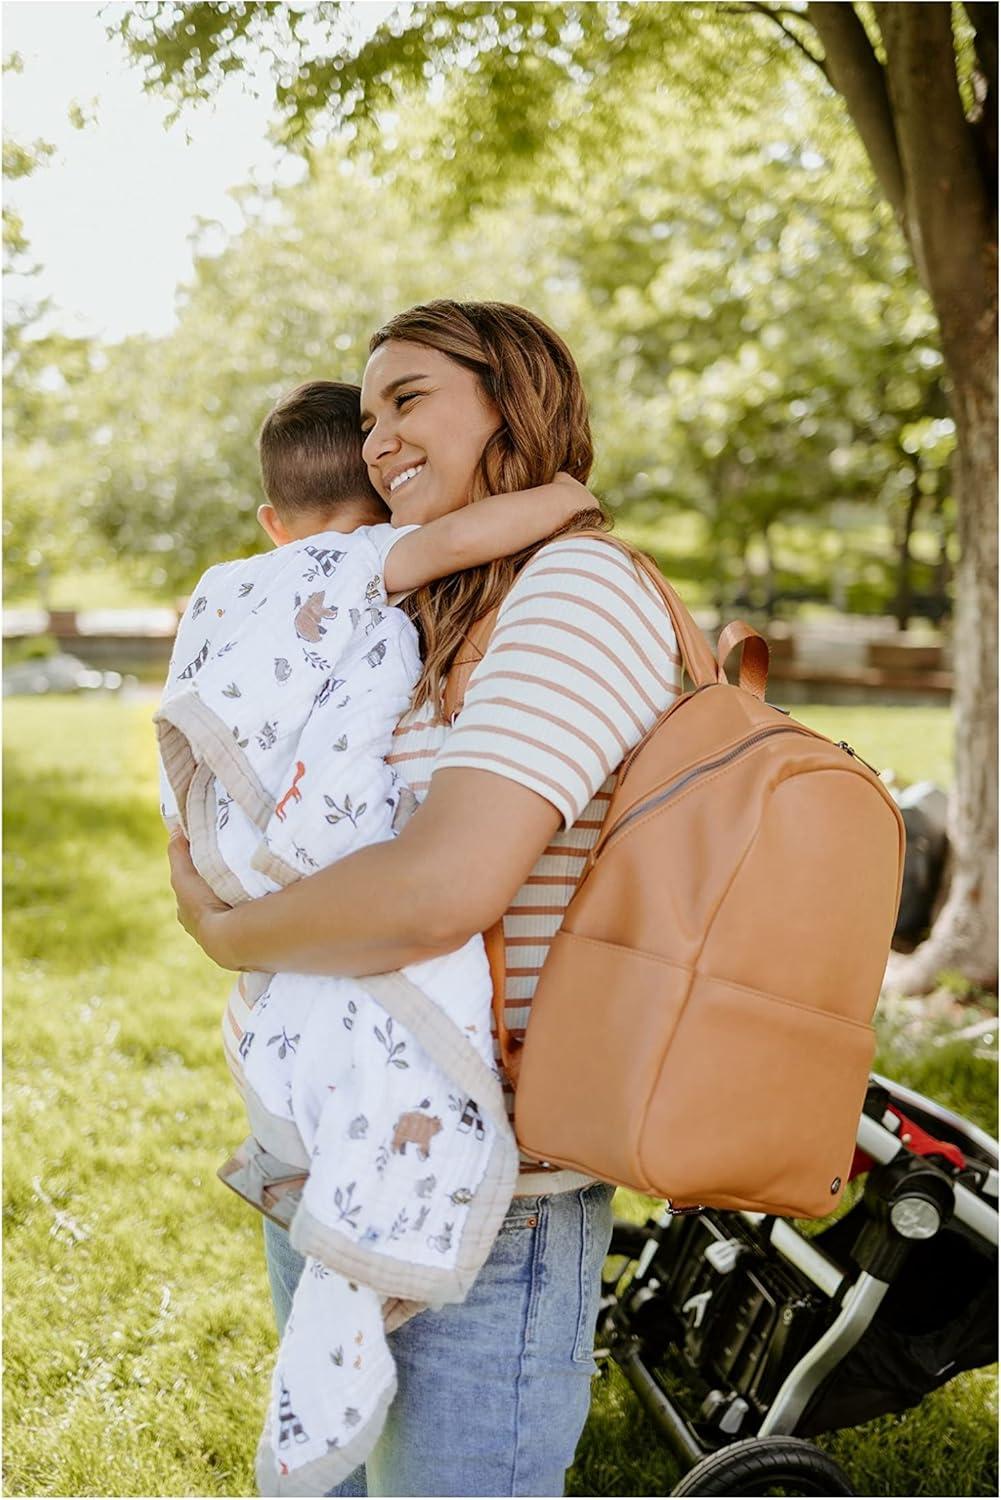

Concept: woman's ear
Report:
left=257, top=503, right=291, bottom=547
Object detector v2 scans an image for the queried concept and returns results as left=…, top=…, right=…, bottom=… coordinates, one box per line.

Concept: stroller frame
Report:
left=596, top=1072, right=998, bottom=1490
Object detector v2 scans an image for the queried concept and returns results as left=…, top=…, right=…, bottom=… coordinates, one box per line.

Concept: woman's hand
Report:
left=167, top=833, right=237, bottom=968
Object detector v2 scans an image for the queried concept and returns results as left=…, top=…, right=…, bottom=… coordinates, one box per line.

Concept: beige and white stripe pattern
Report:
left=388, top=537, right=682, bottom=1192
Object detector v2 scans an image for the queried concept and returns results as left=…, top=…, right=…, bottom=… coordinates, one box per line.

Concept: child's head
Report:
left=257, top=380, right=388, bottom=544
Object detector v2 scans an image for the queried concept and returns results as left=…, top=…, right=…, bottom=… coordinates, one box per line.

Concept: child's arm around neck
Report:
left=382, top=472, right=595, bottom=595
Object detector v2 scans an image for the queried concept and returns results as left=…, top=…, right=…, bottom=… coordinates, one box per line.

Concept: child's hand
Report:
left=552, top=471, right=594, bottom=520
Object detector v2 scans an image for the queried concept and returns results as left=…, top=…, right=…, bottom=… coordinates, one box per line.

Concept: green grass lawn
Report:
left=4, top=699, right=995, bottom=1497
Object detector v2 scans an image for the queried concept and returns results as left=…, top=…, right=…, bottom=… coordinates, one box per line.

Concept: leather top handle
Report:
left=716, top=620, right=769, bottom=699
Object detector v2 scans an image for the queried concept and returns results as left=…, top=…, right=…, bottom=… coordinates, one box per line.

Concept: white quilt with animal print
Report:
left=154, top=527, right=519, bottom=1497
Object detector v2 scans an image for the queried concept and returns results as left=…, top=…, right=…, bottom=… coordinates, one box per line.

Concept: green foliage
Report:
left=8, top=3, right=955, bottom=611
left=18, top=83, right=948, bottom=607
left=2, top=128, right=103, bottom=597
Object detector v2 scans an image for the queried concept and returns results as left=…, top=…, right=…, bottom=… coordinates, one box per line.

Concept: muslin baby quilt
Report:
left=155, top=527, right=518, bottom=1496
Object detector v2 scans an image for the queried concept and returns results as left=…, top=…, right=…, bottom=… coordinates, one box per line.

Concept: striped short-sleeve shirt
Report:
left=387, top=535, right=682, bottom=1194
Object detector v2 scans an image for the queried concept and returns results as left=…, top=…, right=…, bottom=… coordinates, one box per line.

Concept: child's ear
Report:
left=258, top=504, right=291, bottom=547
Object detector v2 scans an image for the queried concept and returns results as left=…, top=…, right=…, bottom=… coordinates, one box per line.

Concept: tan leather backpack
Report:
left=446, top=533, right=906, bottom=1220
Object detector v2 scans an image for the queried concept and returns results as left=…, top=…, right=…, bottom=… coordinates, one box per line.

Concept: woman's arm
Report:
left=382, top=472, right=592, bottom=595
left=168, top=768, right=562, bottom=975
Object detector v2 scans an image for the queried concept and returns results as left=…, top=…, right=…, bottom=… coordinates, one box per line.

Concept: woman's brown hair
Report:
left=368, top=299, right=610, bottom=718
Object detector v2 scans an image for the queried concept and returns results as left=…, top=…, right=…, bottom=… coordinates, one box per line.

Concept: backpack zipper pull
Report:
left=837, top=741, right=880, bottom=776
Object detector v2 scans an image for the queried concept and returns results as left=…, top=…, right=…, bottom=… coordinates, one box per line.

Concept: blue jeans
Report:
left=263, top=1182, right=615, bottom=1496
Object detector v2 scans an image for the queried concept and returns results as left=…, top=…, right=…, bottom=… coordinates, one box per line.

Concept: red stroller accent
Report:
left=596, top=1073, right=998, bottom=1495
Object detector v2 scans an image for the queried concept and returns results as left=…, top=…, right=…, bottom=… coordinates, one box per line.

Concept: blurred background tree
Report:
left=3, top=65, right=98, bottom=604
left=7, top=2, right=994, bottom=990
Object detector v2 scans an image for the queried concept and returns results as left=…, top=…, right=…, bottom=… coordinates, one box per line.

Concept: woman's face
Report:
left=360, top=340, right=501, bottom=525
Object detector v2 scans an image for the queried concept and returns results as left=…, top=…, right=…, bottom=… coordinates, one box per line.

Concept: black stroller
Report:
left=596, top=1073, right=998, bottom=1495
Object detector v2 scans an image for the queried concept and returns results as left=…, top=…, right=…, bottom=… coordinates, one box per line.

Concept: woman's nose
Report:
left=361, top=419, right=398, bottom=467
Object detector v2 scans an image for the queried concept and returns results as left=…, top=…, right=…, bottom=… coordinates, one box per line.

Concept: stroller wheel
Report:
left=670, top=1436, right=855, bottom=1496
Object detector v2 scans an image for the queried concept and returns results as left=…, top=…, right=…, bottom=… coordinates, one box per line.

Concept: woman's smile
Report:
left=387, top=461, right=427, bottom=497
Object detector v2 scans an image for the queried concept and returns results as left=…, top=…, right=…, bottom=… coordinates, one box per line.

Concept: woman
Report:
left=169, top=300, right=682, bottom=1497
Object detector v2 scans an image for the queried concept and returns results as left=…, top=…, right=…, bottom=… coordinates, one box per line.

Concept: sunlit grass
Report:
left=3, top=699, right=994, bottom=1497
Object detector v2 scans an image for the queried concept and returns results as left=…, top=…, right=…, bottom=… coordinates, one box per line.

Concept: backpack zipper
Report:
left=600, top=726, right=882, bottom=858
left=601, top=725, right=803, bottom=850
left=836, top=740, right=881, bottom=775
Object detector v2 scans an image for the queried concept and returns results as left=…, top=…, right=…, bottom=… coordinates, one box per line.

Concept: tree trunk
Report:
left=930, top=489, right=951, bottom=626
left=885, top=343, right=998, bottom=994
left=893, top=472, right=922, bottom=631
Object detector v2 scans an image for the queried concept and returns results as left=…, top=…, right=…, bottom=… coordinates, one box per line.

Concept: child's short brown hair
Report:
left=258, top=381, right=382, bottom=518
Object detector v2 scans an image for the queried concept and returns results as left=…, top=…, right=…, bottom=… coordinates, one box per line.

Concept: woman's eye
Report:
left=395, top=391, right=421, bottom=409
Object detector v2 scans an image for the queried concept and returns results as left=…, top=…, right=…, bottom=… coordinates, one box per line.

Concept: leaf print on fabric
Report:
left=274, top=657, right=292, bottom=683
left=303, top=647, right=332, bottom=671
left=333, top=735, right=348, bottom=752
left=330, top=1346, right=344, bottom=1367
left=292, top=842, right=318, bottom=869
left=372, top=1015, right=408, bottom=1068
left=238, top=581, right=255, bottom=597
left=190, top=595, right=207, bottom=617
left=217, top=792, right=233, bottom=830
left=342, top=998, right=357, bottom=1031
left=348, top=1114, right=368, bottom=1139
left=388, top=1209, right=409, bottom=1241
left=412, top=1204, right=430, bottom=1233
left=222, top=682, right=241, bottom=699
left=324, top=792, right=365, bottom=828
left=374, top=1142, right=390, bottom=1176
left=333, top=1181, right=361, bottom=1228
left=267, top=1028, right=300, bottom=1061
left=238, top=1030, right=254, bottom=1062
left=231, top=725, right=249, bottom=749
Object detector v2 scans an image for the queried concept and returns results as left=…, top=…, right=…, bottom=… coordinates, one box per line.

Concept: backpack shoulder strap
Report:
left=442, top=605, right=520, bottom=1084
left=573, top=529, right=769, bottom=698
left=441, top=605, right=502, bottom=723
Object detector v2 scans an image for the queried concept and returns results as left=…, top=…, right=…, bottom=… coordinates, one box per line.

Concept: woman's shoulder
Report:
left=502, top=532, right=673, bottom=627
